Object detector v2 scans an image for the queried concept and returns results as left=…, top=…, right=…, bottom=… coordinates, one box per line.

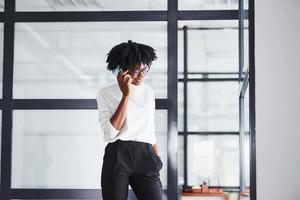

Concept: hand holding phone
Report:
left=116, top=67, right=132, bottom=97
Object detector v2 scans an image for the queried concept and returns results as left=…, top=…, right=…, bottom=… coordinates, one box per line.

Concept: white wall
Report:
left=256, top=0, right=300, bottom=200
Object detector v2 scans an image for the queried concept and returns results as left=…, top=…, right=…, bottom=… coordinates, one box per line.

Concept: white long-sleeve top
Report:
left=96, top=82, right=156, bottom=145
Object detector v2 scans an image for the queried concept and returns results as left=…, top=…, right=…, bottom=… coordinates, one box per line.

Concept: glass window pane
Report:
left=14, top=22, right=167, bottom=99
left=178, top=135, right=184, bottom=186
left=187, top=135, right=239, bottom=186
left=11, top=110, right=102, bottom=189
left=245, top=132, right=250, bottom=188
left=242, top=20, right=249, bottom=80
left=12, top=109, right=168, bottom=189
left=178, top=82, right=184, bottom=132
left=179, top=0, right=238, bottom=10
left=178, top=30, right=184, bottom=75
left=188, top=82, right=239, bottom=132
left=178, top=20, right=238, bottom=73
left=244, top=85, right=250, bottom=188
left=244, top=85, right=249, bottom=133
left=16, top=0, right=167, bottom=11
left=155, top=110, right=168, bottom=189
left=244, top=0, right=249, bottom=10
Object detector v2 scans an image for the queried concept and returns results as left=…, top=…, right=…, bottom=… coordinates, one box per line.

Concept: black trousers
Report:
left=101, top=139, right=163, bottom=200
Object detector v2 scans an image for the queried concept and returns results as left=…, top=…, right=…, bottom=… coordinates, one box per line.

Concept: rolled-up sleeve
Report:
left=96, top=90, right=120, bottom=140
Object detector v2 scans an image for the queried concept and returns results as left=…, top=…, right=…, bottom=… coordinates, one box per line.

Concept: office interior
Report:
left=1, top=0, right=299, bottom=200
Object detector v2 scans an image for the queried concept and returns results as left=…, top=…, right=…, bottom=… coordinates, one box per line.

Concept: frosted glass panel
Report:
left=242, top=20, right=249, bottom=80
left=178, top=135, right=184, bottom=186
left=244, top=86, right=250, bottom=188
left=187, top=135, right=239, bottom=186
left=188, top=82, right=239, bottom=132
left=178, top=82, right=184, bottom=132
left=156, top=110, right=168, bottom=189
left=178, top=20, right=238, bottom=73
left=244, top=0, right=249, bottom=10
left=16, top=0, right=167, bottom=11
left=14, top=22, right=167, bottom=99
left=11, top=110, right=168, bottom=189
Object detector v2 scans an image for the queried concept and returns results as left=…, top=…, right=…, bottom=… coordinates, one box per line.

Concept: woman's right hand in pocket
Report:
left=117, top=69, right=132, bottom=97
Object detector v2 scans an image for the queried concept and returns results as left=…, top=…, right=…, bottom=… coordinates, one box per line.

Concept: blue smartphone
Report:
left=112, top=65, right=123, bottom=77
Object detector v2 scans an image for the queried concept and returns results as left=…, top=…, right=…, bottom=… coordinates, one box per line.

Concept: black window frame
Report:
left=0, top=0, right=256, bottom=199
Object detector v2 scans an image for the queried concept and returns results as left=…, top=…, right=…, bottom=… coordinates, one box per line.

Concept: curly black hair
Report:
left=106, top=40, right=157, bottom=73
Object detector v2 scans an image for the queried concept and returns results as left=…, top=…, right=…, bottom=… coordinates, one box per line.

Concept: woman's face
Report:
left=128, top=63, right=150, bottom=86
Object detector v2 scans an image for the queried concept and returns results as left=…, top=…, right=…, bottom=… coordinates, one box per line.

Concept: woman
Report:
left=96, top=40, right=163, bottom=200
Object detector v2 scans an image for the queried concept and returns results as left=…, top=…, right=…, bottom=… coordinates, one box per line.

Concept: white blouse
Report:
left=96, top=82, right=156, bottom=145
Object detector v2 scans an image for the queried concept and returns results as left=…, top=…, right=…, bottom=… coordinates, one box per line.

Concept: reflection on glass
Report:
left=188, top=82, right=239, bottom=132
left=179, top=0, right=239, bottom=10
left=178, top=20, right=238, bottom=73
left=14, top=22, right=167, bottom=99
left=11, top=110, right=168, bottom=189
left=0, top=23, right=3, bottom=98
left=187, top=135, right=239, bottom=186
left=16, top=0, right=167, bottom=11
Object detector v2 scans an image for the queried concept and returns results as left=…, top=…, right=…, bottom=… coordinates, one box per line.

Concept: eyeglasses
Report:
left=131, top=66, right=150, bottom=75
